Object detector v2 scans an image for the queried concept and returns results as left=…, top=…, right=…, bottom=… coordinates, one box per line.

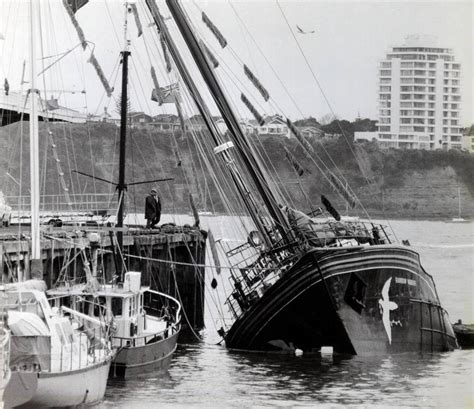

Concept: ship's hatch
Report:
left=344, top=273, right=367, bottom=314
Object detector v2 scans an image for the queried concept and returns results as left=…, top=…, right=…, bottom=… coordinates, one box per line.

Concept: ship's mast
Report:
left=145, top=0, right=278, bottom=247
left=29, top=0, right=42, bottom=278
left=165, top=0, right=292, bottom=245
left=146, top=0, right=293, bottom=247
left=117, top=3, right=131, bottom=280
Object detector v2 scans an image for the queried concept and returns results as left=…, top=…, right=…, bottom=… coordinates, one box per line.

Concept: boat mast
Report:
left=29, top=0, right=42, bottom=279
left=165, top=0, right=292, bottom=245
left=458, top=186, right=462, bottom=218
left=149, top=0, right=292, bottom=246
left=145, top=0, right=277, bottom=247
left=116, top=3, right=131, bottom=280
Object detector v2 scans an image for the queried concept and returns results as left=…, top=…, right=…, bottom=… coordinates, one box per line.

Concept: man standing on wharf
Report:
left=145, top=188, right=161, bottom=228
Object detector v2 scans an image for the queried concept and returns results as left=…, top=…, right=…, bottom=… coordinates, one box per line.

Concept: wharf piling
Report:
left=0, top=223, right=207, bottom=331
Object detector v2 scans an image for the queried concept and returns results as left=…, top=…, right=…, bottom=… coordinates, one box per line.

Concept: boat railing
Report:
left=296, top=220, right=392, bottom=247
left=112, top=322, right=180, bottom=348
left=6, top=193, right=115, bottom=216
left=224, top=246, right=298, bottom=320
left=10, top=325, right=109, bottom=374
left=144, top=289, right=182, bottom=325
left=0, top=327, right=10, bottom=384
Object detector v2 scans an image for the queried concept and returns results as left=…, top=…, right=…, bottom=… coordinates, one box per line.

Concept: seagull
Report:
left=296, top=25, right=315, bottom=34
left=378, top=277, right=398, bottom=344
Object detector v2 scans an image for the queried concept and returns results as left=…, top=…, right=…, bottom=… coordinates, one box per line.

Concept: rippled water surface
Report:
left=103, top=218, right=473, bottom=408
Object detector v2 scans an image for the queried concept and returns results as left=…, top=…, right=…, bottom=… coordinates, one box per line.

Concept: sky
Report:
left=0, top=0, right=472, bottom=124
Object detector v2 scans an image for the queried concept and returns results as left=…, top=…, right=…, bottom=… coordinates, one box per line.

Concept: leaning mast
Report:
left=165, top=0, right=292, bottom=245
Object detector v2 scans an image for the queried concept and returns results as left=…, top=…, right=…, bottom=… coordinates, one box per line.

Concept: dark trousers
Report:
left=146, top=216, right=160, bottom=228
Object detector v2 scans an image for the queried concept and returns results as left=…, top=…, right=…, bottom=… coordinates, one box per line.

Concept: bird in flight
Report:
left=296, top=25, right=315, bottom=34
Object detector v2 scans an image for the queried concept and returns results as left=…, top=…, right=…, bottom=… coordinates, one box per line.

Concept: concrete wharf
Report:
left=0, top=223, right=207, bottom=331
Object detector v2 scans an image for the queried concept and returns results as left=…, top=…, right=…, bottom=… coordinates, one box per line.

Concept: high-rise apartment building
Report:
left=356, top=35, right=463, bottom=150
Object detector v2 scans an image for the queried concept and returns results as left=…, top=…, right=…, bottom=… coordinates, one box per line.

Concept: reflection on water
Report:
left=102, top=219, right=473, bottom=408
left=104, top=339, right=472, bottom=408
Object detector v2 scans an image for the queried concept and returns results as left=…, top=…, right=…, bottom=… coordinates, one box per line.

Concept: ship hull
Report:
left=18, top=357, right=112, bottom=408
left=225, top=245, right=457, bottom=355
left=3, top=372, right=37, bottom=408
left=110, top=328, right=179, bottom=378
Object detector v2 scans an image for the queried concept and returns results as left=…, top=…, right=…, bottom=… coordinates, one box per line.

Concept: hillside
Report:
left=0, top=122, right=473, bottom=220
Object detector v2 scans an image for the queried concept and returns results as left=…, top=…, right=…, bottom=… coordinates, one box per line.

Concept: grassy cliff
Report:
left=0, top=122, right=472, bottom=220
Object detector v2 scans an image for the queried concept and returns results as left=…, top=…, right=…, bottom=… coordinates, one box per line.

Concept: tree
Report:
left=319, top=113, right=338, bottom=125
left=114, top=93, right=132, bottom=117
left=294, top=116, right=320, bottom=127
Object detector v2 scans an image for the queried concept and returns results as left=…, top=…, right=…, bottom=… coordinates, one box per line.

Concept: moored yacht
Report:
left=48, top=271, right=181, bottom=378
left=2, top=280, right=113, bottom=408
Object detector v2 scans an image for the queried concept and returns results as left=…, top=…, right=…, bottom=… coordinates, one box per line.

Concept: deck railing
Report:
left=5, top=193, right=116, bottom=214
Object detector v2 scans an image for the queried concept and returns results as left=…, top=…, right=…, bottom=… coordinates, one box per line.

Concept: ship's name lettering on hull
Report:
left=395, top=277, right=417, bottom=286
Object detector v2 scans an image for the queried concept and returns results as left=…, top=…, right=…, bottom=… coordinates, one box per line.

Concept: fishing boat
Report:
left=43, top=1, right=182, bottom=378
left=48, top=271, right=181, bottom=378
left=139, top=0, right=457, bottom=355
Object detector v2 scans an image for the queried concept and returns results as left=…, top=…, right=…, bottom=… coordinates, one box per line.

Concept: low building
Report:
left=258, top=115, right=290, bottom=138
left=0, top=91, right=87, bottom=126
left=355, top=131, right=436, bottom=149
left=216, top=118, right=256, bottom=136
left=297, top=126, right=324, bottom=138
left=129, top=112, right=153, bottom=127
left=150, top=114, right=182, bottom=133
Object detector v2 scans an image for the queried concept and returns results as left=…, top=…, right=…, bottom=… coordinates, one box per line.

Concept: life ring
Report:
left=248, top=230, right=263, bottom=247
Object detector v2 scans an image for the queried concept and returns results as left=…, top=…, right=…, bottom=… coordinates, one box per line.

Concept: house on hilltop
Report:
left=129, top=112, right=153, bottom=127
left=258, top=115, right=290, bottom=138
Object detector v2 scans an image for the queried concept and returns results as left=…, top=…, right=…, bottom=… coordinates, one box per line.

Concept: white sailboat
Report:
left=0, top=324, right=10, bottom=408
left=451, top=186, right=467, bottom=223
left=3, top=281, right=113, bottom=408
left=2, top=1, right=114, bottom=406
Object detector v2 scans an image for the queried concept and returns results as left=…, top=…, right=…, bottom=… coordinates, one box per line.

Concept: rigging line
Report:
left=2, top=0, right=20, bottom=80
left=258, top=17, right=348, bottom=188
left=226, top=1, right=305, bottom=119
left=168, top=238, right=223, bottom=334
left=99, top=248, right=283, bottom=272
left=92, top=54, right=121, bottom=116
left=180, top=234, right=226, bottom=328
left=16, top=106, right=28, bottom=254
left=275, top=1, right=377, bottom=218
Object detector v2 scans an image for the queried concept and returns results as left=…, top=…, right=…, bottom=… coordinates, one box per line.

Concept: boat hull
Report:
left=3, top=372, right=37, bottom=408
left=110, top=328, right=180, bottom=378
left=18, top=358, right=111, bottom=408
left=225, top=246, right=457, bottom=355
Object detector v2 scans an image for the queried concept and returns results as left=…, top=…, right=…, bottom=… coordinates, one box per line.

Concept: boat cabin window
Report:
left=129, top=295, right=137, bottom=317
left=111, top=297, right=123, bottom=317
left=93, top=296, right=107, bottom=317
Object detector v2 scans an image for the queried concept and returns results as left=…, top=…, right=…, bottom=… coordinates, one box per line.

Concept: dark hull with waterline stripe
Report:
left=224, top=245, right=457, bottom=355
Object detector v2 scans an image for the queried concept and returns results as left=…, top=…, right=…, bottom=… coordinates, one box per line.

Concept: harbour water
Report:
left=103, top=217, right=473, bottom=408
